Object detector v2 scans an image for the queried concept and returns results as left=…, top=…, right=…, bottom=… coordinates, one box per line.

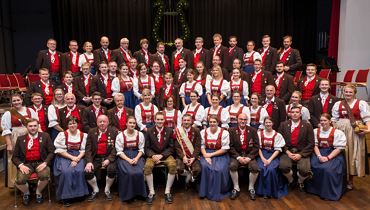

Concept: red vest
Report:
left=64, top=131, right=84, bottom=150
left=96, top=132, right=108, bottom=155
left=245, top=52, right=255, bottom=65
left=193, top=52, right=201, bottom=69
left=185, top=104, right=201, bottom=121
left=84, top=75, right=91, bottom=96
left=338, top=100, right=361, bottom=120
left=184, top=82, right=197, bottom=96
left=290, top=122, right=301, bottom=147
left=260, top=130, right=277, bottom=151
left=152, top=74, right=164, bottom=95
left=69, top=52, right=80, bottom=73
left=119, top=77, right=133, bottom=92
left=140, top=104, right=154, bottom=123
left=138, top=76, right=152, bottom=93
left=40, top=81, right=53, bottom=105
left=25, top=136, right=41, bottom=161
left=322, top=96, right=330, bottom=113
left=275, top=75, right=284, bottom=97
left=250, top=106, right=262, bottom=124
left=251, top=72, right=263, bottom=94
left=279, top=48, right=292, bottom=65
left=229, top=106, right=244, bottom=124
left=123, top=132, right=139, bottom=149
left=207, top=106, right=223, bottom=122
left=117, top=108, right=127, bottom=131
left=265, top=102, right=273, bottom=117
left=164, top=84, right=174, bottom=100
left=317, top=127, right=335, bottom=148
left=210, top=79, right=224, bottom=95
left=164, top=110, right=178, bottom=128
left=49, top=52, right=60, bottom=73
left=301, top=77, right=316, bottom=101
left=32, top=106, right=47, bottom=132
left=68, top=107, right=82, bottom=130
left=173, top=53, right=181, bottom=72
left=230, top=80, right=243, bottom=94
left=205, top=128, right=224, bottom=150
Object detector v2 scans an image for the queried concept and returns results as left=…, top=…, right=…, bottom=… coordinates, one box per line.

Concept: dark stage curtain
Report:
left=51, top=0, right=316, bottom=63
left=51, top=0, right=152, bottom=52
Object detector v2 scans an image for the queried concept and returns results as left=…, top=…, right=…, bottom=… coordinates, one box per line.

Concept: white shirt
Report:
left=204, top=106, right=230, bottom=128
left=133, top=75, right=155, bottom=98
left=48, top=104, right=66, bottom=128
left=1, top=107, right=38, bottom=136
left=200, top=127, right=230, bottom=150
left=313, top=127, right=346, bottom=149
left=257, top=130, right=285, bottom=152
left=134, top=103, right=159, bottom=131
left=115, top=130, right=145, bottom=154
left=205, top=78, right=230, bottom=97
left=179, top=81, right=203, bottom=97
left=331, top=99, right=370, bottom=123
left=54, top=130, right=87, bottom=153
left=182, top=103, right=205, bottom=127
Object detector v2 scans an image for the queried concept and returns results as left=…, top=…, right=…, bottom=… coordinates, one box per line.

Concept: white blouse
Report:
left=134, top=103, right=159, bottom=131
left=243, top=51, right=262, bottom=64
left=78, top=53, right=94, bottom=67
left=179, top=81, right=203, bottom=97
left=331, top=99, right=370, bottom=123
left=182, top=103, right=205, bottom=127
left=249, top=106, right=269, bottom=129
left=115, top=130, right=145, bottom=154
left=225, top=104, right=251, bottom=125
left=205, top=78, right=230, bottom=97
left=313, top=127, right=346, bottom=149
left=204, top=106, right=230, bottom=128
left=111, top=76, right=134, bottom=96
left=48, top=104, right=66, bottom=128
left=133, top=75, right=156, bottom=98
left=164, top=108, right=182, bottom=128
left=54, top=130, right=87, bottom=153
left=257, top=130, right=286, bottom=152
left=200, top=127, right=230, bottom=150
left=1, top=107, right=38, bottom=136
left=229, top=79, right=249, bottom=100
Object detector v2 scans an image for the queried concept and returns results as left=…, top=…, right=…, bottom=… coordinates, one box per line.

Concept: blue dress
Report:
left=255, top=149, right=288, bottom=198
left=117, top=149, right=147, bottom=201
left=54, top=149, right=89, bottom=200
left=306, top=148, right=346, bottom=200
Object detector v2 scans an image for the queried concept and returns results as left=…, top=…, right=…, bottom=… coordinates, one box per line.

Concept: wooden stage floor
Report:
left=1, top=172, right=370, bottom=210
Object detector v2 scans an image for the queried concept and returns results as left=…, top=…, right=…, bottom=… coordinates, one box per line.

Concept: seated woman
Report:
left=182, top=91, right=205, bottom=128
left=306, top=113, right=347, bottom=200
left=163, top=95, right=182, bottom=130
left=203, top=94, right=230, bottom=129
left=179, top=69, right=203, bottom=109
left=205, top=65, right=230, bottom=107
left=249, top=93, right=269, bottom=130
left=54, top=116, right=89, bottom=207
left=134, top=88, right=159, bottom=132
left=226, top=91, right=250, bottom=128
left=112, top=64, right=135, bottom=109
left=199, top=115, right=231, bottom=201
left=286, top=91, right=310, bottom=122
left=255, top=117, right=288, bottom=199
left=228, top=68, right=249, bottom=106
left=115, top=116, right=147, bottom=202
left=133, top=63, right=155, bottom=106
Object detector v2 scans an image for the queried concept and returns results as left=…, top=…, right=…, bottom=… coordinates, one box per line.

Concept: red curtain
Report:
left=328, top=0, right=341, bottom=61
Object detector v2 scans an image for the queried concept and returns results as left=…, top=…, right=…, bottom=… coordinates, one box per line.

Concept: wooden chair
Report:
left=14, top=172, right=51, bottom=207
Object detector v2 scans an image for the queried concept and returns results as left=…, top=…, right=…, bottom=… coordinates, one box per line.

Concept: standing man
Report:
left=107, top=93, right=134, bottom=131
left=278, top=35, right=302, bottom=75
left=193, top=37, right=211, bottom=69
left=227, top=36, right=244, bottom=71
left=74, top=62, right=93, bottom=106
left=35, top=38, right=63, bottom=85
left=113, top=37, right=132, bottom=67
left=274, top=61, right=295, bottom=103
left=62, top=40, right=81, bottom=77
left=262, top=85, right=286, bottom=131
left=12, top=119, right=54, bottom=205
left=278, top=106, right=314, bottom=191
left=296, top=63, right=321, bottom=104
left=82, top=92, right=107, bottom=133
left=171, top=38, right=193, bottom=73
left=307, top=79, right=339, bottom=128
left=85, top=115, right=119, bottom=201
left=133, top=38, right=152, bottom=67
left=257, top=35, right=278, bottom=73
left=144, top=112, right=176, bottom=204
left=93, top=36, right=113, bottom=69
left=90, top=62, right=114, bottom=108
left=151, top=42, right=170, bottom=74
left=247, top=59, right=274, bottom=99
left=26, top=68, right=56, bottom=106
left=210, top=33, right=229, bottom=71
left=228, top=113, right=259, bottom=200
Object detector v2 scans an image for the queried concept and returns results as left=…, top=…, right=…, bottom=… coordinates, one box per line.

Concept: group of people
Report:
left=2, top=33, right=370, bottom=207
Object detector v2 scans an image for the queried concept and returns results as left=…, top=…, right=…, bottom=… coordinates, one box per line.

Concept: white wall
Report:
left=338, top=0, right=370, bottom=100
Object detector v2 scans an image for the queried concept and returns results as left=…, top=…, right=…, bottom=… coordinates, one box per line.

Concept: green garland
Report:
left=152, top=0, right=190, bottom=46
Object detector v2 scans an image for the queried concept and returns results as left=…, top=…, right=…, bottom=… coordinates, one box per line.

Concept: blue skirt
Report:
left=90, top=66, right=96, bottom=75
left=243, top=65, right=254, bottom=74
left=134, top=97, right=142, bottom=107
left=250, top=123, right=260, bottom=130
left=123, top=90, right=135, bottom=110
left=199, top=149, right=231, bottom=201
left=255, top=150, right=288, bottom=198
left=306, top=148, right=346, bottom=201
left=53, top=150, right=89, bottom=200
left=200, top=89, right=209, bottom=108
left=117, top=149, right=147, bottom=201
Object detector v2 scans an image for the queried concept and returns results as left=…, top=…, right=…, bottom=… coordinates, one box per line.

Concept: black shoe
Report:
left=263, top=195, right=270, bottom=199
left=230, top=189, right=240, bottom=200
left=36, top=194, right=44, bottom=204
left=87, top=192, right=98, bottom=201
left=105, top=191, right=113, bottom=201
left=298, top=183, right=305, bottom=192
left=63, top=200, right=71, bottom=207
left=164, top=193, right=173, bottom=204
left=146, top=194, right=155, bottom=205
left=249, top=189, right=256, bottom=201
left=22, top=194, right=30, bottom=206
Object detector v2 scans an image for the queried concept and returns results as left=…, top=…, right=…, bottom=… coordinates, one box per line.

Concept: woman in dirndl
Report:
left=228, top=68, right=249, bottom=106
left=115, top=116, right=147, bottom=201
left=286, top=91, right=311, bottom=121
left=205, top=65, right=230, bottom=108
left=133, top=63, right=155, bottom=107
left=306, top=113, right=347, bottom=200
left=226, top=91, right=250, bottom=128
left=53, top=116, right=89, bottom=206
left=47, top=88, right=66, bottom=140
left=1, top=93, right=38, bottom=188
left=249, top=93, right=269, bottom=130
left=199, top=115, right=231, bottom=201
left=162, top=95, right=182, bottom=131
left=195, top=61, right=212, bottom=108
left=112, top=63, right=135, bottom=109
left=331, top=84, right=370, bottom=190
left=179, top=69, right=203, bottom=109
left=255, top=117, right=288, bottom=199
